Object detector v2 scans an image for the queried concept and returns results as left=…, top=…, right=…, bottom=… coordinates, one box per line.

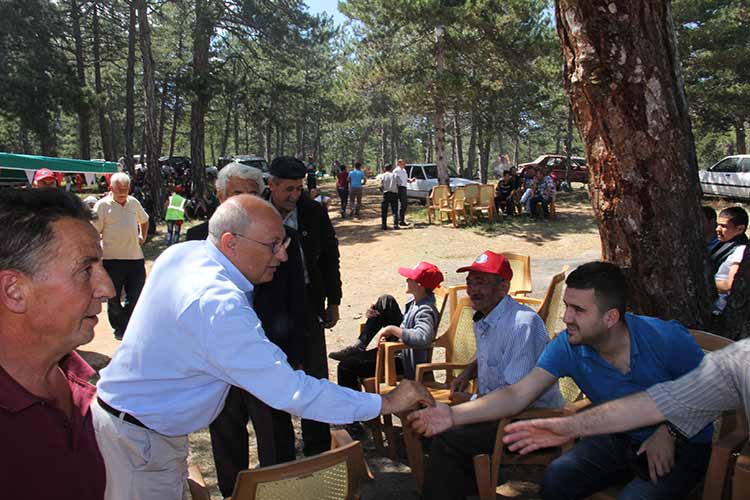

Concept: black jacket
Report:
left=185, top=220, right=307, bottom=365
left=266, top=191, right=342, bottom=318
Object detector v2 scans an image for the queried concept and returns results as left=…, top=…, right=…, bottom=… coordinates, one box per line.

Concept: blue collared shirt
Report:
left=475, top=296, right=564, bottom=408
left=537, top=313, right=713, bottom=443
left=97, top=240, right=381, bottom=436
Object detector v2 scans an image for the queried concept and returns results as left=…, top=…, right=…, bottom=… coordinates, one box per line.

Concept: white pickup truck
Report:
left=405, top=163, right=480, bottom=201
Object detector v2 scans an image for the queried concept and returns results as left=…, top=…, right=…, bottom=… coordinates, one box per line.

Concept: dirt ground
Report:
left=81, top=181, right=604, bottom=499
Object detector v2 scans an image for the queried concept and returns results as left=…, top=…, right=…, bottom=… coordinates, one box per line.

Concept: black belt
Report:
left=97, top=397, right=148, bottom=429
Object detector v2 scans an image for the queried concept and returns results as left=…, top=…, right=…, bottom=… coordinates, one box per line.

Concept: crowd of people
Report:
left=494, top=165, right=557, bottom=218
left=1, top=157, right=749, bottom=500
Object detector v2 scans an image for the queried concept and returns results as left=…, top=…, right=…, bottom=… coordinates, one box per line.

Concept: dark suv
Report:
left=518, top=154, right=588, bottom=187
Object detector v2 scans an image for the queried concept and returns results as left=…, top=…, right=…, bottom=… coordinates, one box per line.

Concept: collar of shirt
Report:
left=205, top=240, right=254, bottom=295
left=473, top=295, right=512, bottom=335
left=283, top=207, right=299, bottom=231
left=0, top=351, right=95, bottom=413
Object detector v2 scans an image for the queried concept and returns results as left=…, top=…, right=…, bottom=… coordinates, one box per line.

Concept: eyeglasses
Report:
left=232, top=233, right=291, bottom=255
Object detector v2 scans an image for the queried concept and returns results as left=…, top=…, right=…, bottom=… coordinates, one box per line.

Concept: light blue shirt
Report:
left=348, top=169, right=365, bottom=188
left=97, top=240, right=381, bottom=436
left=474, top=295, right=563, bottom=408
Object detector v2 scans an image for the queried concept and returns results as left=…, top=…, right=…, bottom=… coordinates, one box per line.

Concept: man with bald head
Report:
left=94, top=195, right=433, bottom=500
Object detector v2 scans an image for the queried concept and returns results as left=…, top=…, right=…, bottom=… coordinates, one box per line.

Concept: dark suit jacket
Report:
left=266, top=191, right=342, bottom=318
left=185, top=220, right=306, bottom=365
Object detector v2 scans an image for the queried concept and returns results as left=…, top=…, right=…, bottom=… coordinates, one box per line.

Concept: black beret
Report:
left=269, top=156, right=306, bottom=179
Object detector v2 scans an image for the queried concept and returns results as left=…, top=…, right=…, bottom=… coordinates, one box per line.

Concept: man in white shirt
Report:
left=711, top=206, right=747, bottom=313
left=393, top=158, right=413, bottom=226
left=94, top=194, right=433, bottom=500
left=92, top=172, right=149, bottom=340
left=379, top=163, right=400, bottom=230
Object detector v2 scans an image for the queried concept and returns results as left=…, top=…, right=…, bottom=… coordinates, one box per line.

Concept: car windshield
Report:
left=423, top=164, right=460, bottom=179
left=238, top=158, right=269, bottom=172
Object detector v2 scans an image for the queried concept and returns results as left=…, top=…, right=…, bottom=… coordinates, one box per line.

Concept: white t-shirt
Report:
left=715, top=245, right=746, bottom=282
left=393, top=166, right=408, bottom=187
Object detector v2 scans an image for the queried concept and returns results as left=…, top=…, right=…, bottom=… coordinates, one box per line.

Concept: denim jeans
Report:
left=541, top=433, right=711, bottom=500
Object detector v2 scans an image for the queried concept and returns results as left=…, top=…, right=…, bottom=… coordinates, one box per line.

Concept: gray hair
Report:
left=207, top=195, right=279, bottom=245
left=216, top=162, right=265, bottom=198
left=110, top=172, right=131, bottom=187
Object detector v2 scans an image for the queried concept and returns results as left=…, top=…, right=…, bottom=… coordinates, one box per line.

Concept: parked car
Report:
left=518, top=154, right=588, bottom=188
left=218, top=155, right=270, bottom=181
left=699, top=155, right=750, bottom=201
left=405, top=163, right=480, bottom=201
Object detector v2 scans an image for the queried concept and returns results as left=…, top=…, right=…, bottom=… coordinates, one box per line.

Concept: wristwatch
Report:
left=664, top=422, right=684, bottom=441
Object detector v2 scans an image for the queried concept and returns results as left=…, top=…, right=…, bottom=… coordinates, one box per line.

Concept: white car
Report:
left=405, top=163, right=480, bottom=200
left=699, top=155, right=750, bottom=201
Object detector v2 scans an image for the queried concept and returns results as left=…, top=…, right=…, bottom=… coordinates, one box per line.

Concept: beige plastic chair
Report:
left=440, top=187, right=470, bottom=227
left=188, top=430, right=371, bottom=500
left=427, top=185, right=451, bottom=224
left=473, top=184, right=496, bottom=223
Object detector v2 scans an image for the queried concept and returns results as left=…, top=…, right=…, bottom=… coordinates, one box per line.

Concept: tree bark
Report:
left=92, top=1, right=114, bottom=160
left=69, top=0, right=91, bottom=159
left=190, top=0, right=213, bottom=201
left=454, top=112, right=464, bottom=176
left=434, top=25, right=449, bottom=185
left=136, top=0, right=163, bottom=217
left=735, top=120, right=747, bottom=155
left=168, top=30, right=184, bottom=159
left=124, top=0, right=136, bottom=178
left=556, top=0, right=714, bottom=327
left=467, top=111, right=477, bottom=178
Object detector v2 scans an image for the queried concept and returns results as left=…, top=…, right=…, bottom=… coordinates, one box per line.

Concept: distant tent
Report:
left=0, top=153, right=119, bottom=185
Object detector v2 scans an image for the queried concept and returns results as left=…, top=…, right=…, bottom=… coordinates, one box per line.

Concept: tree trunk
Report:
left=190, top=0, right=213, bottom=201
left=265, top=118, right=273, bottom=160
left=69, top=0, right=91, bottom=159
left=168, top=31, right=184, bottom=159
left=220, top=104, right=231, bottom=157
left=136, top=0, right=163, bottom=218
left=735, top=120, right=747, bottom=154
left=233, top=101, right=240, bottom=154
left=92, top=1, right=114, bottom=160
left=157, top=81, right=168, bottom=158
left=434, top=25, right=449, bottom=186
left=454, top=112, right=465, bottom=176
left=124, top=0, right=137, bottom=178
left=467, top=112, right=477, bottom=178
left=556, top=0, right=714, bottom=327
left=478, top=118, right=491, bottom=184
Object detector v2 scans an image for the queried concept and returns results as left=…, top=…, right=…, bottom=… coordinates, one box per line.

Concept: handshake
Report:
left=379, top=380, right=435, bottom=415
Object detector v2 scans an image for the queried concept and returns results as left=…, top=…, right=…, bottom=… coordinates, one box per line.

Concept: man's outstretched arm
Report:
left=503, top=392, right=664, bottom=455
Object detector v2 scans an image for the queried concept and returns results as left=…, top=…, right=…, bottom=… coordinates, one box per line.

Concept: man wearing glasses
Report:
left=94, top=195, right=433, bottom=500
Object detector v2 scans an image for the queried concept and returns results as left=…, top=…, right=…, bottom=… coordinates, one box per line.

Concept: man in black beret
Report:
left=265, top=156, right=343, bottom=456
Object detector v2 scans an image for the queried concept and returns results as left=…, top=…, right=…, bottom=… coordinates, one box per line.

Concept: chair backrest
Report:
left=452, top=187, right=466, bottom=208
left=433, top=286, right=449, bottom=330
left=688, top=328, right=733, bottom=352
left=464, top=183, right=479, bottom=203
left=231, top=432, right=370, bottom=500
left=429, top=185, right=450, bottom=206
left=444, top=297, right=477, bottom=377
left=503, top=253, right=532, bottom=297
left=478, top=184, right=494, bottom=205
left=537, top=266, right=569, bottom=335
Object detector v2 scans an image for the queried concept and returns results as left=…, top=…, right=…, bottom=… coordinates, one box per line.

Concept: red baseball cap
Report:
left=456, top=251, right=513, bottom=281
left=33, top=168, right=56, bottom=183
left=398, top=261, right=445, bottom=290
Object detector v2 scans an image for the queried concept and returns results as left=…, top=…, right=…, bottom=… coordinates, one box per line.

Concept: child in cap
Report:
left=331, top=261, right=445, bottom=395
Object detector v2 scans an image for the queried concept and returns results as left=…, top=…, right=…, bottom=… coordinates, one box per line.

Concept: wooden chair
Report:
left=359, top=286, right=449, bottom=458
left=187, top=430, right=371, bottom=500
left=472, top=184, right=496, bottom=223
left=447, top=253, right=534, bottom=316
left=586, top=329, right=745, bottom=500
left=464, top=184, right=480, bottom=217
left=439, top=187, right=470, bottom=227
left=427, top=185, right=450, bottom=224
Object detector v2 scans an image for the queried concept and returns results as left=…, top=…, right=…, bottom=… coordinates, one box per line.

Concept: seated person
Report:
left=520, top=169, right=542, bottom=215
left=494, top=171, right=515, bottom=216
left=329, top=262, right=445, bottom=390
left=529, top=167, right=556, bottom=218
left=711, top=206, right=748, bottom=313
left=409, top=262, right=713, bottom=500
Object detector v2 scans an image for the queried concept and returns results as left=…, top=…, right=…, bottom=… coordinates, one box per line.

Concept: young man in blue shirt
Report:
left=409, top=261, right=712, bottom=500
left=347, top=161, right=366, bottom=217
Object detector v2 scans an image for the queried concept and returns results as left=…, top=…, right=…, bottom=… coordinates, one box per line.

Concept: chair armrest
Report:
left=515, top=296, right=542, bottom=307
left=382, top=341, right=410, bottom=387
left=415, top=362, right=471, bottom=384
left=187, top=465, right=211, bottom=500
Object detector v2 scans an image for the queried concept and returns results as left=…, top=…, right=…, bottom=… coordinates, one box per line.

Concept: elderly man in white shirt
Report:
left=94, top=195, right=433, bottom=500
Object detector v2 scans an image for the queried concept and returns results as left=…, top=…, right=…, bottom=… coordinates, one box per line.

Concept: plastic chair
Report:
left=427, top=185, right=450, bottom=224
left=473, top=184, right=496, bottom=223
left=439, top=187, right=470, bottom=227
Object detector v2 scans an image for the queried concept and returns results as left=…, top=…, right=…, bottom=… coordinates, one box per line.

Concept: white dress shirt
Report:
left=97, top=240, right=381, bottom=436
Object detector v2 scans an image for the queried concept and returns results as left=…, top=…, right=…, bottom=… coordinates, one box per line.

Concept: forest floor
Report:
left=79, top=180, right=744, bottom=499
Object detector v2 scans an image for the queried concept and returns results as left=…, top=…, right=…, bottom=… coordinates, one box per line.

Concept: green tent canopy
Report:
left=0, top=153, right=120, bottom=186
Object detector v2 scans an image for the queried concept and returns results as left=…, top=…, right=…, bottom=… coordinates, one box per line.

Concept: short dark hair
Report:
left=355, top=162, right=362, bottom=169
left=718, top=206, right=748, bottom=230
left=384, top=163, right=393, bottom=171
left=701, top=205, right=716, bottom=223
left=566, top=261, right=628, bottom=318
left=0, top=188, right=94, bottom=276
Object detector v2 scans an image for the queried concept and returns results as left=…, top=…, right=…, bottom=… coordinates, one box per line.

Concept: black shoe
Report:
left=392, top=225, right=400, bottom=230
left=329, top=344, right=365, bottom=361
left=381, top=225, right=389, bottom=230
left=399, top=221, right=410, bottom=226
left=344, top=422, right=366, bottom=439
left=114, top=330, right=124, bottom=341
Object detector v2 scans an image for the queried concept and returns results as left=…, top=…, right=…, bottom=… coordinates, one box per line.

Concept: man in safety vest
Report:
left=164, top=186, right=187, bottom=246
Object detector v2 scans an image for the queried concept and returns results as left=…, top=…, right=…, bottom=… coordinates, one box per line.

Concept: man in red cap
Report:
left=413, top=250, right=563, bottom=500
left=33, top=168, right=58, bottom=189
left=330, top=261, right=444, bottom=434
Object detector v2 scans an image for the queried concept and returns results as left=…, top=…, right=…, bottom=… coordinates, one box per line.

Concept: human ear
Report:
left=0, top=271, right=29, bottom=314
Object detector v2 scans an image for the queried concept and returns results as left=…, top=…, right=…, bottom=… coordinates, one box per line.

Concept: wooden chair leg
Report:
left=364, top=417, right=386, bottom=455
left=382, top=414, right=398, bottom=460
left=400, top=412, right=426, bottom=494
left=473, top=454, right=495, bottom=500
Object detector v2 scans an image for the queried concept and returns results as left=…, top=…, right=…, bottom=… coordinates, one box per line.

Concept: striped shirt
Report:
left=647, top=339, right=750, bottom=439
left=474, top=295, right=564, bottom=408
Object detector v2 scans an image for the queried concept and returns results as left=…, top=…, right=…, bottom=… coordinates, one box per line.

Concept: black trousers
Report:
left=398, top=186, right=408, bottom=223
left=336, top=294, right=403, bottom=391
left=102, top=259, right=146, bottom=337
left=381, top=191, right=399, bottom=227
left=337, top=187, right=349, bottom=214
left=209, top=387, right=279, bottom=498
